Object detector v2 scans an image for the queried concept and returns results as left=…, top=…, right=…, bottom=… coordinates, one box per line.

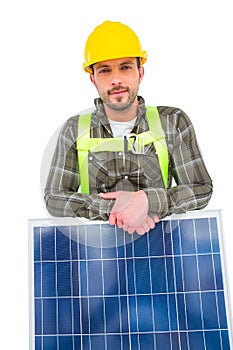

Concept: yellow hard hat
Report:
left=83, top=21, right=148, bottom=73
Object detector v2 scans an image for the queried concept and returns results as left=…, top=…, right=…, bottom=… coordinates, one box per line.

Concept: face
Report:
left=90, top=57, right=144, bottom=111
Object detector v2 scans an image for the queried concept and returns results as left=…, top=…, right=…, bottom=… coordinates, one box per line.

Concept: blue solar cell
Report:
left=179, top=219, right=196, bottom=254
left=151, top=257, right=167, bottom=293
left=183, top=256, right=199, bottom=291
left=34, top=263, right=41, bottom=297
left=41, top=227, right=55, bottom=261
left=205, top=331, right=222, bottom=350
left=34, top=300, right=42, bottom=335
left=88, top=260, right=103, bottom=295
left=72, top=261, right=80, bottom=296
left=174, top=256, right=183, bottom=292
left=42, top=262, right=56, bottom=297
left=153, top=294, right=169, bottom=331
left=58, top=298, right=72, bottom=334
left=103, top=259, right=119, bottom=295
left=168, top=293, right=179, bottom=330
left=176, top=294, right=187, bottom=330
left=156, top=332, right=172, bottom=348
left=188, top=331, right=205, bottom=348
left=43, top=336, right=57, bottom=349
left=195, top=218, right=212, bottom=253
left=148, top=222, right=164, bottom=256
left=214, top=254, right=224, bottom=289
left=89, top=297, right=105, bottom=334
left=171, top=220, right=181, bottom=255
left=202, top=292, right=219, bottom=329
left=35, top=336, right=42, bottom=350
left=210, top=217, right=220, bottom=253
left=57, top=262, right=71, bottom=296
left=43, top=299, right=57, bottom=335
left=198, top=255, right=215, bottom=290
left=105, top=297, right=120, bottom=333
left=218, top=291, right=228, bottom=328
left=34, top=227, right=41, bottom=261
left=133, top=233, right=149, bottom=257
left=56, top=227, right=71, bottom=261
left=30, top=211, right=232, bottom=350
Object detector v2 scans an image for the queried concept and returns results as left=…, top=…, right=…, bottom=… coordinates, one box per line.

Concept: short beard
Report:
left=105, top=102, right=133, bottom=111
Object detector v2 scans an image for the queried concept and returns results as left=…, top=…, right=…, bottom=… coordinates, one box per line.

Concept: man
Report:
left=44, top=21, right=213, bottom=235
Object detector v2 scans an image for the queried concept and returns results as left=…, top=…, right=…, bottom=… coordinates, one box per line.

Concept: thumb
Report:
left=99, top=192, right=117, bottom=200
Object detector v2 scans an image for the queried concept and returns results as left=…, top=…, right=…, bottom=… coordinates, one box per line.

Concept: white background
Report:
left=0, top=0, right=232, bottom=348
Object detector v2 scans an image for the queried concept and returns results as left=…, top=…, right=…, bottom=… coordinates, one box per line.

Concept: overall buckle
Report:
left=124, top=134, right=145, bottom=154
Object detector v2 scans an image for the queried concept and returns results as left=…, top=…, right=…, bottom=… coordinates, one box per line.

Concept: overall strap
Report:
left=146, top=106, right=169, bottom=189
left=76, top=107, right=168, bottom=194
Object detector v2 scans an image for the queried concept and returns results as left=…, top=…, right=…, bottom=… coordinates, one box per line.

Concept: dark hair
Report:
left=89, top=64, right=94, bottom=74
left=89, top=57, right=141, bottom=74
left=136, top=57, right=141, bottom=69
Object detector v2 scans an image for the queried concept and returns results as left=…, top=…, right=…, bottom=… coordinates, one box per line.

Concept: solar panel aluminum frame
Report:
left=28, top=209, right=233, bottom=350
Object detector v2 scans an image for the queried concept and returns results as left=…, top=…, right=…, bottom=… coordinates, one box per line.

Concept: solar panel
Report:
left=29, top=210, right=233, bottom=350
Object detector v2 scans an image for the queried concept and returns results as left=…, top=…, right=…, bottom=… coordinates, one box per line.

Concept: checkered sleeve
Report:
left=44, top=116, right=114, bottom=220
left=144, top=108, right=213, bottom=218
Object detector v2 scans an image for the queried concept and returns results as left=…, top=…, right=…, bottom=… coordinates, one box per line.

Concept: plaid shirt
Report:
left=44, top=97, right=213, bottom=220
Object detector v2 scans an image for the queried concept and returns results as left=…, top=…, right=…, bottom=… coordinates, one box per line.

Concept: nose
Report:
left=110, top=69, right=122, bottom=86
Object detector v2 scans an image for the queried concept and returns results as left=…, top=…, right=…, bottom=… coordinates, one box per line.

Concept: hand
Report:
left=132, top=214, right=160, bottom=235
left=99, top=190, right=148, bottom=227
left=99, top=190, right=159, bottom=234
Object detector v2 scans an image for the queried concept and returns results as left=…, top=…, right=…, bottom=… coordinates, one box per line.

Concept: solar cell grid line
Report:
left=176, top=219, right=191, bottom=350
left=39, top=227, right=44, bottom=350
left=131, top=233, right=140, bottom=349
left=146, top=228, right=156, bottom=348
left=84, top=225, right=93, bottom=349
left=162, top=220, right=173, bottom=349
left=54, top=227, right=59, bottom=350
left=85, top=226, right=92, bottom=348
left=195, top=220, right=222, bottom=349
left=100, top=224, right=108, bottom=350
left=115, top=225, right=124, bottom=350
left=202, top=217, right=223, bottom=350
left=193, top=218, right=207, bottom=350
left=200, top=217, right=223, bottom=350
left=209, top=218, right=225, bottom=350
left=29, top=210, right=233, bottom=350
left=168, top=219, right=183, bottom=350
left=76, top=225, right=81, bottom=349
left=123, top=227, right=133, bottom=349
left=212, top=217, right=227, bottom=350
left=210, top=216, right=225, bottom=350
left=68, top=226, right=75, bottom=350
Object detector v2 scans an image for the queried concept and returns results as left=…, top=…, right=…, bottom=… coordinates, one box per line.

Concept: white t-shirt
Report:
left=109, top=117, right=137, bottom=137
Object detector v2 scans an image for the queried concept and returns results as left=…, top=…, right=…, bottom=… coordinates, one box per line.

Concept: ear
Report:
left=139, top=66, right=144, bottom=83
left=90, top=74, right=96, bottom=87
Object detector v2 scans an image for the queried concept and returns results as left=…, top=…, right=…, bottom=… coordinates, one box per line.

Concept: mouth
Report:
left=108, top=87, right=128, bottom=96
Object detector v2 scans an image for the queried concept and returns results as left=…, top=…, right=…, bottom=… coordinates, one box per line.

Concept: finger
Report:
left=109, top=213, right=117, bottom=225
left=144, top=222, right=151, bottom=234
left=122, top=224, right=129, bottom=232
left=126, top=225, right=136, bottom=234
left=99, top=192, right=117, bottom=200
left=145, top=216, right=156, bottom=230
left=153, top=214, right=160, bottom=223
left=135, top=217, right=155, bottom=235
left=116, top=217, right=124, bottom=229
left=135, top=225, right=147, bottom=235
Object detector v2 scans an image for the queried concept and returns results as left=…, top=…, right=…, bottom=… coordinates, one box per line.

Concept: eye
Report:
left=121, top=65, right=132, bottom=71
left=98, top=68, right=111, bottom=74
